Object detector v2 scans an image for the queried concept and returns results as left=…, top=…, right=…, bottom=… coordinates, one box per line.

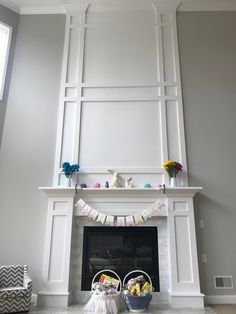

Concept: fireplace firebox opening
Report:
left=81, top=226, right=160, bottom=291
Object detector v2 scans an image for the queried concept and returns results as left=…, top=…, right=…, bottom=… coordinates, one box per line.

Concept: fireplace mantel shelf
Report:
left=39, top=186, right=203, bottom=197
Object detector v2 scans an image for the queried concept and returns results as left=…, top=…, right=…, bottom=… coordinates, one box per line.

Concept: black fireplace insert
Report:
left=81, top=226, right=159, bottom=291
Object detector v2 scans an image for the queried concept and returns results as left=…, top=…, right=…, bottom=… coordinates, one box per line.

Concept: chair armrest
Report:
left=23, top=266, right=32, bottom=290
left=23, top=275, right=32, bottom=289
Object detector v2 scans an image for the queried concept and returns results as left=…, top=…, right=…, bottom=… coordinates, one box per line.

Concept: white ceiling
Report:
left=1, top=0, right=236, bottom=14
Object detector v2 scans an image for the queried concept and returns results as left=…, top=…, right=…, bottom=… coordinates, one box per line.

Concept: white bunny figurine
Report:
left=108, top=169, right=121, bottom=188
left=125, top=177, right=133, bottom=188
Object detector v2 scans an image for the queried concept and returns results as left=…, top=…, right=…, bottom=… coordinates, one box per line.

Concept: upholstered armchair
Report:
left=0, top=265, right=32, bottom=313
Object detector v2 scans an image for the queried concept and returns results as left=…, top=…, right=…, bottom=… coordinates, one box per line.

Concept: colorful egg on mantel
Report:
left=94, top=182, right=101, bottom=188
left=144, top=183, right=152, bottom=188
left=80, top=183, right=87, bottom=188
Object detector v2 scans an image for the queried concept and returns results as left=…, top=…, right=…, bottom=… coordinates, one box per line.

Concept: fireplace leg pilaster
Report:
left=167, top=196, right=204, bottom=308
left=37, top=190, right=75, bottom=307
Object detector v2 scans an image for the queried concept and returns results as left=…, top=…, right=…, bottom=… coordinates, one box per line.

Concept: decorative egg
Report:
left=80, top=183, right=87, bottom=188
left=94, top=182, right=101, bottom=188
left=95, top=284, right=101, bottom=289
left=144, top=183, right=151, bottom=188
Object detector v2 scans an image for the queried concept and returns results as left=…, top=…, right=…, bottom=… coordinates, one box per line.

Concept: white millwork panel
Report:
left=53, top=0, right=188, bottom=188
left=168, top=195, right=204, bottom=308
left=37, top=188, right=75, bottom=307
left=41, top=0, right=204, bottom=309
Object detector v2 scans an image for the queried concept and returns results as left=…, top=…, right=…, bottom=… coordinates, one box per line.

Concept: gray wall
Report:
left=177, top=11, right=236, bottom=295
left=1, top=9, right=236, bottom=298
left=0, top=14, right=65, bottom=291
left=0, top=4, right=19, bottom=148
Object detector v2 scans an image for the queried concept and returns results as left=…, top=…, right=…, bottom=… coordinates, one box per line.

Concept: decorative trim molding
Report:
left=0, top=0, right=20, bottom=13
left=179, top=0, right=236, bottom=12
left=10, top=0, right=236, bottom=15
left=205, top=295, right=236, bottom=304
left=20, top=5, right=65, bottom=15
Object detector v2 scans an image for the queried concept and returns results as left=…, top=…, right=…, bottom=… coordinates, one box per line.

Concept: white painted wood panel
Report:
left=174, top=216, right=193, bottom=282
left=79, top=101, right=162, bottom=168
left=61, top=102, right=76, bottom=164
left=66, top=27, right=81, bottom=83
left=48, top=215, right=67, bottom=282
left=83, top=24, right=157, bottom=83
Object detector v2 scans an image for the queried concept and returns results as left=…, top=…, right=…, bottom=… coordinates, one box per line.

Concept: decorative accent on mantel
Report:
left=75, top=197, right=167, bottom=225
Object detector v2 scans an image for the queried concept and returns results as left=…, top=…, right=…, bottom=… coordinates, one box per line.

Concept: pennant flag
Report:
left=88, top=208, right=99, bottom=220
left=105, top=215, right=114, bottom=226
left=149, top=203, right=161, bottom=215
left=75, top=198, right=86, bottom=208
left=134, top=214, right=143, bottom=225
left=75, top=198, right=166, bottom=225
left=80, top=204, right=92, bottom=215
left=117, top=217, right=125, bottom=226
left=96, top=212, right=106, bottom=224
left=126, top=216, right=134, bottom=226
left=158, top=199, right=166, bottom=210
left=141, top=208, right=152, bottom=220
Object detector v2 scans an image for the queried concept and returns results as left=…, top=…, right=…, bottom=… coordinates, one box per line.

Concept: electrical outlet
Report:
left=202, top=254, right=207, bottom=263
left=199, top=220, right=204, bottom=228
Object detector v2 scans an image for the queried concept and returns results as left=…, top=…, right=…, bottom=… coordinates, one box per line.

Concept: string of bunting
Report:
left=75, top=198, right=166, bottom=226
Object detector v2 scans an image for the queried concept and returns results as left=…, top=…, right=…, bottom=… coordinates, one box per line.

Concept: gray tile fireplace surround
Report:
left=69, top=217, right=168, bottom=304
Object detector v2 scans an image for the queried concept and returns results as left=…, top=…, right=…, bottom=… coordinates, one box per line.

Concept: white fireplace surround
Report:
left=37, top=187, right=204, bottom=308
left=37, top=0, right=204, bottom=308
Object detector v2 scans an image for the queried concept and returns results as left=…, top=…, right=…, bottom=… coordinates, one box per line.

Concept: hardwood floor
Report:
left=210, top=305, right=236, bottom=314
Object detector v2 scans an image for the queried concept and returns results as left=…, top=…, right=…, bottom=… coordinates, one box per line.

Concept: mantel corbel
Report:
left=151, top=0, right=182, bottom=12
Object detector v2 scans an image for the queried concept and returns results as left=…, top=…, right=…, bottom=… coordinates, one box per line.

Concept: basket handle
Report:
left=123, top=270, right=153, bottom=291
left=91, top=269, right=122, bottom=292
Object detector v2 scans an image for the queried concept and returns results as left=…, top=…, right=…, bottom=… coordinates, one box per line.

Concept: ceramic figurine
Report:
left=108, top=169, right=121, bottom=188
left=125, top=177, right=133, bottom=188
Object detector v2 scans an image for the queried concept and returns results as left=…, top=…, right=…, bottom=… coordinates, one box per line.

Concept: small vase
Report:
left=170, top=176, right=177, bottom=187
left=65, top=177, right=72, bottom=187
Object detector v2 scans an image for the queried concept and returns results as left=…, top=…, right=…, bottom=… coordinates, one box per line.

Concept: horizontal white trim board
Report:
left=205, top=295, right=236, bottom=304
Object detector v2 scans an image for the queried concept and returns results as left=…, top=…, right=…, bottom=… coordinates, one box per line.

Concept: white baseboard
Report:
left=205, top=295, right=236, bottom=304
left=31, top=293, right=38, bottom=305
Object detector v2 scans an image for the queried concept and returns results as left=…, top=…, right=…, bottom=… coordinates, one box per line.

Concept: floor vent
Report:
left=214, top=276, right=233, bottom=289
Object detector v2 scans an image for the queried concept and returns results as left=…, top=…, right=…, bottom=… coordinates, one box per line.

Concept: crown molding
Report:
left=20, top=5, right=66, bottom=15
left=179, top=0, right=236, bottom=11
left=0, top=0, right=20, bottom=13
left=3, top=0, right=236, bottom=15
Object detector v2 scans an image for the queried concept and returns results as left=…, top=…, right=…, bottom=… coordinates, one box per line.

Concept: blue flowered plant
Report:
left=61, top=162, right=80, bottom=178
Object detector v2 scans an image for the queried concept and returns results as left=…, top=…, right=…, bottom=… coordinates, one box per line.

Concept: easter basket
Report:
left=122, top=270, right=153, bottom=313
left=83, top=269, right=127, bottom=314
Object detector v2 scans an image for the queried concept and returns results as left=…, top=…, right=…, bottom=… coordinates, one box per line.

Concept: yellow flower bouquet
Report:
left=163, top=160, right=183, bottom=178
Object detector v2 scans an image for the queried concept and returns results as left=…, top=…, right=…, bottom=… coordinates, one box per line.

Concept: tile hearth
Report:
left=30, top=304, right=216, bottom=314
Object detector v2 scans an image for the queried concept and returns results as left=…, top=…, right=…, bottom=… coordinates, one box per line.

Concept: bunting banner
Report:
left=75, top=198, right=166, bottom=226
